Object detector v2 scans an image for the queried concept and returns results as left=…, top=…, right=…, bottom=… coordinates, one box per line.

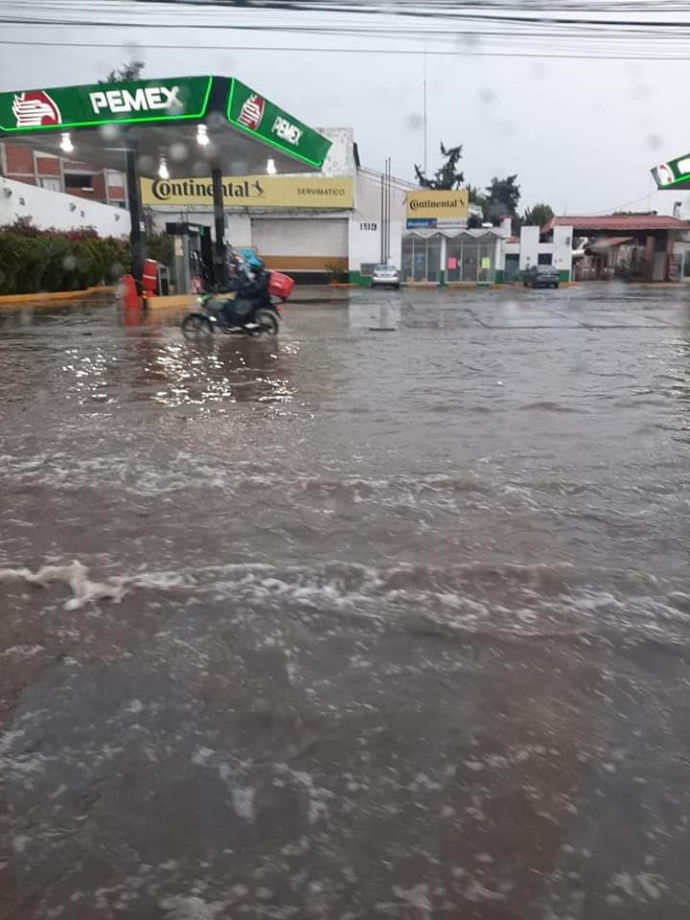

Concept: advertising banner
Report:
left=228, top=80, right=332, bottom=170
left=142, top=175, right=353, bottom=209
left=406, top=189, right=469, bottom=228
left=0, top=77, right=212, bottom=134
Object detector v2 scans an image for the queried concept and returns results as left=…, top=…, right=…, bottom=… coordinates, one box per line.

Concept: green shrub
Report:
left=0, top=219, right=133, bottom=295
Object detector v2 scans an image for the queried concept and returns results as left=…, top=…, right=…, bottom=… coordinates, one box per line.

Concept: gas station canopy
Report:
left=651, top=151, right=690, bottom=190
left=0, top=75, right=332, bottom=176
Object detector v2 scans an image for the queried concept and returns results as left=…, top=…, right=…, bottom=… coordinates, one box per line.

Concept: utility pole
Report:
left=380, top=174, right=385, bottom=264
left=423, top=54, right=428, bottom=176
left=386, top=157, right=391, bottom=265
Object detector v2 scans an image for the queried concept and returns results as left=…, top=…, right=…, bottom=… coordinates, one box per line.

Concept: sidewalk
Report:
left=291, top=285, right=352, bottom=303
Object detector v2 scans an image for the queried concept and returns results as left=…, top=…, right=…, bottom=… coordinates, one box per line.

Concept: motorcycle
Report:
left=181, top=270, right=294, bottom=340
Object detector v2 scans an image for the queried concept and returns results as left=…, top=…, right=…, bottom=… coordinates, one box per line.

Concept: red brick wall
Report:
left=2, top=143, right=126, bottom=206
left=4, top=144, right=34, bottom=176
left=36, top=156, right=60, bottom=176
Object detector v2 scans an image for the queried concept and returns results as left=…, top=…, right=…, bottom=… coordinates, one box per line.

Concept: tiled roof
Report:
left=545, top=214, right=690, bottom=232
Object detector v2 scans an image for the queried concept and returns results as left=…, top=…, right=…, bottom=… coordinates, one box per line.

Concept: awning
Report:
left=0, top=76, right=331, bottom=177
left=589, top=236, right=634, bottom=251
left=403, top=228, right=502, bottom=240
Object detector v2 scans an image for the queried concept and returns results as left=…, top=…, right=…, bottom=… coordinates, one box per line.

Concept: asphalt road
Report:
left=1, top=283, right=689, bottom=919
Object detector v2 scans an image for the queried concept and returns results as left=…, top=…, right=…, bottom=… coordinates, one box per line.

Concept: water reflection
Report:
left=349, top=301, right=401, bottom=331
left=159, top=339, right=289, bottom=407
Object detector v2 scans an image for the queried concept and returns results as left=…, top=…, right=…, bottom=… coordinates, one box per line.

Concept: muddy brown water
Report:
left=1, top=285, right=689, bottom=919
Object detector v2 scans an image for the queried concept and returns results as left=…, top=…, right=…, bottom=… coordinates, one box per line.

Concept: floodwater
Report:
left=0, top=284, right=689, bottom=920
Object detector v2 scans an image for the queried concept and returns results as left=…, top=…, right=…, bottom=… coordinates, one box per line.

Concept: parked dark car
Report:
left=523, top=264, right=560, bottom=289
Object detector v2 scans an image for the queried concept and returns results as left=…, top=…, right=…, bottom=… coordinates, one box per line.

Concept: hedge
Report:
left=0, top=219, right=173, bottom=296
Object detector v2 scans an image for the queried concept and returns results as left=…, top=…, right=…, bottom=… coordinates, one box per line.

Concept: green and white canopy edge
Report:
left=0, top=75, right=332, bottom=285
left=651, top=151, right=690, bottom=190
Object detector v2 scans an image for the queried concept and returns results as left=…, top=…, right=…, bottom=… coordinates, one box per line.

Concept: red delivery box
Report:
left=267, top=271, right=294, bottom=301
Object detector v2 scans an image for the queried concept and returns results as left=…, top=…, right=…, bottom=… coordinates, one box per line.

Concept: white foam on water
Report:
left=160, top=896, right=218, bottom=920
left=0, top=561, right=125, bottom=610
left=232, top=786, right=255, bottom=822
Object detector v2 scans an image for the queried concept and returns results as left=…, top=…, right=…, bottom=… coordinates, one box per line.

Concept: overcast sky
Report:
left=1, top=1, right=689, bottom=215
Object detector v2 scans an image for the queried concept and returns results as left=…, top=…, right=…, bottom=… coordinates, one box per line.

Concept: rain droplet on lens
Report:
left=647, top=134, right=663, bottom=150
left=63, top=255, right=77, bottom=271
left=138, top=155, right=154, bottom=173
left=123, top=41, right=144, bottom=62
left=100, top=124, right=120, bottom=141
left=478, top=88, right=496, bottom=104
left=458, top=31, right=481, bottom=48
left=170, top=142, right=188, bottom=162
left=405, top=113, right=424, bottom=132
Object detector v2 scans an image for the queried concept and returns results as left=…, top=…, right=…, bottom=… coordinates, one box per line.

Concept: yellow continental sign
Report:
left=406, top=188, right=469, bottom=223
left=141, top=175, right=353, bottom=209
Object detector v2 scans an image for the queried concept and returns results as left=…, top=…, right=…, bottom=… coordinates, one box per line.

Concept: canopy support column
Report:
left=211, top=166, right=227, bottom=288
left=125, top=144, right=145, bottom=292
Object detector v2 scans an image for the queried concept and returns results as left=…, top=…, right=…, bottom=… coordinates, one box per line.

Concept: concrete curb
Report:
left=0, top=285, right=114, bottom=308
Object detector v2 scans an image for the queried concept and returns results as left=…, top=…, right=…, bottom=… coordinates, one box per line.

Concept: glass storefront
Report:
left=402, top=235, right=443, bottom=283
left=402, top=232, right=497, bottom=283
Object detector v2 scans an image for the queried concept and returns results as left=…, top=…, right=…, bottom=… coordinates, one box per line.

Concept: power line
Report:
left=5, top=12, right=690, bottom=42
left=6, top=3, right=690, bottom=28
left=2, top=36, right=690, bottom=58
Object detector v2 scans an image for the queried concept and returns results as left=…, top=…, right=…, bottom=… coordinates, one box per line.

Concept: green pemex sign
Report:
left=651, top=152, right=690, bottom=190
left=0, top=75, right=331, bottom=170
left=0, top=77, right=213, bottom=133
left=227, top=79, right=331, bottom=169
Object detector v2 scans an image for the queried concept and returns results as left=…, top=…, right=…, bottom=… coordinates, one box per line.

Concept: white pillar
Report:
left=440, top=234, right=447, bottom=286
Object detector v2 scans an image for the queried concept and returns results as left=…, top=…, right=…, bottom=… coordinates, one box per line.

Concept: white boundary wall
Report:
left=0, top=177, right=130, bottom=237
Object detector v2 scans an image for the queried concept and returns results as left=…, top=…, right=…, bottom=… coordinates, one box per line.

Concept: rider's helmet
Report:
left=245, top=254, right=264, bottom=271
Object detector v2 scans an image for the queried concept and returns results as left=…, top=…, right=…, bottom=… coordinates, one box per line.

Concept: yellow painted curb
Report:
left=0, top=285, right=114, bottom=308
left=144, top=294, right=199, bottom=310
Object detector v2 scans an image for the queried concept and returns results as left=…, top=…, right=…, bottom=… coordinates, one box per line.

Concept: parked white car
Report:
left=371, top=264, right=401, bottom=289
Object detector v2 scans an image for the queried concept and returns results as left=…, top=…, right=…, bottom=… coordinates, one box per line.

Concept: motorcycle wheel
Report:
left=182, top=313, right=214, bottom=340
left=254, top=308, right=279, bottom=336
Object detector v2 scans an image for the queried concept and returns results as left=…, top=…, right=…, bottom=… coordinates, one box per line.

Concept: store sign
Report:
left=406, top=189, right=469, bottom=228
left=238, top=93, right=265, bottom=130
left=0, top=77, right=212, bottom=133
left=89, top=86, right=181, bottom=115
left=12, top=91, right=62, bottom=127
left=227, top=79, right=331, bottom=169
left=651, top=152, right=690, bottom=189
left=141, top=175, right=353, bottom=209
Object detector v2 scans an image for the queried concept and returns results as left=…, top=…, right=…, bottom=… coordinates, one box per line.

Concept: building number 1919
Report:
left=360, top=222, right=378, bottom=231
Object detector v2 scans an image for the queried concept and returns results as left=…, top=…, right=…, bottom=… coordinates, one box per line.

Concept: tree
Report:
left=99, top=60, right=145, bottom=84
left=484, top=175, right=521, bottom=226
left=522, top=203, right=554, bottom=230
left=414, top=142, right=464, bottom=190
left=467, top=184, right=487, bottom=209
left=465, top=184, right=486, bottom=227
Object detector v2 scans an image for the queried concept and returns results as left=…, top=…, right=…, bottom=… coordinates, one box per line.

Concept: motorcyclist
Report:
left=222, top=254, right=267, bottom=325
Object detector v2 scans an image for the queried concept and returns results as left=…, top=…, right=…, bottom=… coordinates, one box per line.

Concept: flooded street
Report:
left=1, top=284, right=690, bottom=919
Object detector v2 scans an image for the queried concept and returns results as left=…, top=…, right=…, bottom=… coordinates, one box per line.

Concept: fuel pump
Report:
left=165, top=222, right=213, bottom=294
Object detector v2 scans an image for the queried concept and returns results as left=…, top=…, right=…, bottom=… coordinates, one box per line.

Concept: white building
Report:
left=0, top=175, right=130, bottom=237
left=143, top=127, right=578, bottom=286
left=144, top=128, right=419, bottom=284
